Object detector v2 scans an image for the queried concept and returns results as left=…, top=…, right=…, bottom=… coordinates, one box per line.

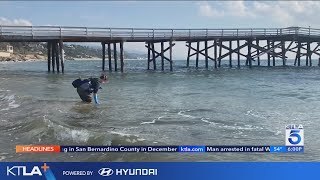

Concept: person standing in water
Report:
left=72, top=74, right=108, bottom=104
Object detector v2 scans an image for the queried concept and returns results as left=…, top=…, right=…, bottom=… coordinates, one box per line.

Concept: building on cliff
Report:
left=0, top=45, right=13, bottom=57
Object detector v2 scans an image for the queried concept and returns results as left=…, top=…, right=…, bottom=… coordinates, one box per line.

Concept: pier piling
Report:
left=56, top=42, right=60, bottom=73
left=272, top=41, right=275, bottom=66
left=298, top=42, right=301, bottom=66
left=169, top=40, right=173, bottom=71
left=218, top=41, right=222, bottom=67
left=102, top=42, right=106, bottom=71
left=108, top=43, right=112, bottom=71
left=306, top=41, right=311, bottom=66
left=161, top=42, right=164, bottom=71
left=205, top=41, right=208, bottom=69
left=51, top=42, right=55, bottom=72
left=256, top=40, right=260, bottom=66
left=186, top=42, right=191, bottom=67
left=113, top=43, right=118, bottom=71
left=247, top=39, right=252, bottom=68
left=196, top=41, right=199, bottom=68
left=57, top=43, right=60, bottom=71
left=229, top=41, right=232, bottom=68
left=47, top=42, right=51, bottom=72
left=152, top=43, right=156, bottom=70
left=267, top=40, right=271, bottom=67
left=147, top=43, right=151, bottom=70
left=214, top=40, right=217, bottom=68
left=237, top=40, right=240, bottom=68
left=59, top=40, right=64, bottom=73
left=120, top=41, right=124, bottom=72
left=281, top=41, right=286, bottom=66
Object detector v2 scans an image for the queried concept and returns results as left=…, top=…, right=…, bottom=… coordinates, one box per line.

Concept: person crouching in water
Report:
left=72, top=74, right=108, bottom=104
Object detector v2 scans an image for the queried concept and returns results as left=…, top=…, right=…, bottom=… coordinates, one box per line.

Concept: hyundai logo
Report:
left=98, top=168, right=114, bottom=176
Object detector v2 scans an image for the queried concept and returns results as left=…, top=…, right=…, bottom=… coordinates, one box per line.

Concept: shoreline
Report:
left=0, top=54, right=46, bottom=62
left=0, top=56, right=147, bottom=62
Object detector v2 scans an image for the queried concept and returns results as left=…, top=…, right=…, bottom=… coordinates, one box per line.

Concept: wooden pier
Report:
left=1, top=26, right=320, bottom=72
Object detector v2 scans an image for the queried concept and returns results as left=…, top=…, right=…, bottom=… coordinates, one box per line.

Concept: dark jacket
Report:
left=79, top=78, right=100, bottom=94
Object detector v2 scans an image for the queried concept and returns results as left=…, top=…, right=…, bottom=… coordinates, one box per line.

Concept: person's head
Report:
left=99, top=73, right=108, bottom=83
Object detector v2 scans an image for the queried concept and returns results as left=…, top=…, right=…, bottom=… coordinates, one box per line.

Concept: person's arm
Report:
left=91, top=78, right=101, bottom=105
left=93, top=93, right=99, bottom=105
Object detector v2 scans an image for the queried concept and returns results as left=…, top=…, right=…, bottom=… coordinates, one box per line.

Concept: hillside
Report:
left=0, top=42, right=147, bottom=61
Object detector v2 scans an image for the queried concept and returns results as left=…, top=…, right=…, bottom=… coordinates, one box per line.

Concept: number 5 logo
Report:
left=288, top=130, right=301, bottom=145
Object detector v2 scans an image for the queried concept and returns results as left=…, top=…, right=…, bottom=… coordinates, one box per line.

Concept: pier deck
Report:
left=1, top=26, right=320, bottom=72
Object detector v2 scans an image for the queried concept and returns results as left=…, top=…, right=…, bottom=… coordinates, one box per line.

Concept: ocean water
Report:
left=0, top=59, right=320, bottom=162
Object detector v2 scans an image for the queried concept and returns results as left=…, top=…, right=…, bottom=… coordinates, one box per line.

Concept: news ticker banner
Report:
left=0, top=162, right=319, bottom=180
left=15, top=124, right=304, bottom=154
left=15, top=145, right=304, bottom=153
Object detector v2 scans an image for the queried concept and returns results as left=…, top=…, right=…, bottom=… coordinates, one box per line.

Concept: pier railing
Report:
left=0, top=26, right=320, bottom=40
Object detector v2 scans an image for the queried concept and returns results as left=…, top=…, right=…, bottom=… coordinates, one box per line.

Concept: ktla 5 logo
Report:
left=7, top=163, right=51, bottom=176
left=286, top=124, right=304, bottom=146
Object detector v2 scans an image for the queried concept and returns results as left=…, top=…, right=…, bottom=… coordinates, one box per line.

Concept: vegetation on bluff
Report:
left=0, top=42, right=146, bottom=61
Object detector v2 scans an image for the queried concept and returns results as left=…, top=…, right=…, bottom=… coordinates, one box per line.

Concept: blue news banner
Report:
left=1, top=162, right=319, bottom=180
left=2, top=145, right=308, bottom=180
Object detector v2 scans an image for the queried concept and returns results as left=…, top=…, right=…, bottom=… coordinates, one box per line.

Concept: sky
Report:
left=0, top=1, right=319, bottom=59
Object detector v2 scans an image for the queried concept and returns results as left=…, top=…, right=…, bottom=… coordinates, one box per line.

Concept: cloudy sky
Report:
left=0, top=1, right=319, bottom=58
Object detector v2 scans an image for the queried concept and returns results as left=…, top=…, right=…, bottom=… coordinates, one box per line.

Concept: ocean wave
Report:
left=43, top=115, right=91, bottom=143
left=0, top=153, right=9, bottom=161
left=7, top=125, right=23, bottom=132
left=201, top=117, right=263, bottom=130
left=140, top=116, right=162, bottom=125
left=274, top=130, right=282, bottom=135
left=109, top=131, right=133, bottom=137
left=13, top=115, right=145, bottom=146
left=0, top=94, right=20, bottom=111
left=178, top=111, right=195, bottom=118
left=221, top=124, right=263, bottom=130
left=201, top=118, right=217, bottom=125
left=245, top=110, right=267, bottom=119
left=0, top=156, right=6, bottom=161
left=56, top=129, right=91, bottom=143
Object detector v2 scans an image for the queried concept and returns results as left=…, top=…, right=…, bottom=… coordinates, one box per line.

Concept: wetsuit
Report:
left=76, top=78, right=100, bottom=103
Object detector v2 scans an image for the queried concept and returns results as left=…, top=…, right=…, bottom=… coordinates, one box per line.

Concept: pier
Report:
left=1, top=26, right=320, bottom=72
